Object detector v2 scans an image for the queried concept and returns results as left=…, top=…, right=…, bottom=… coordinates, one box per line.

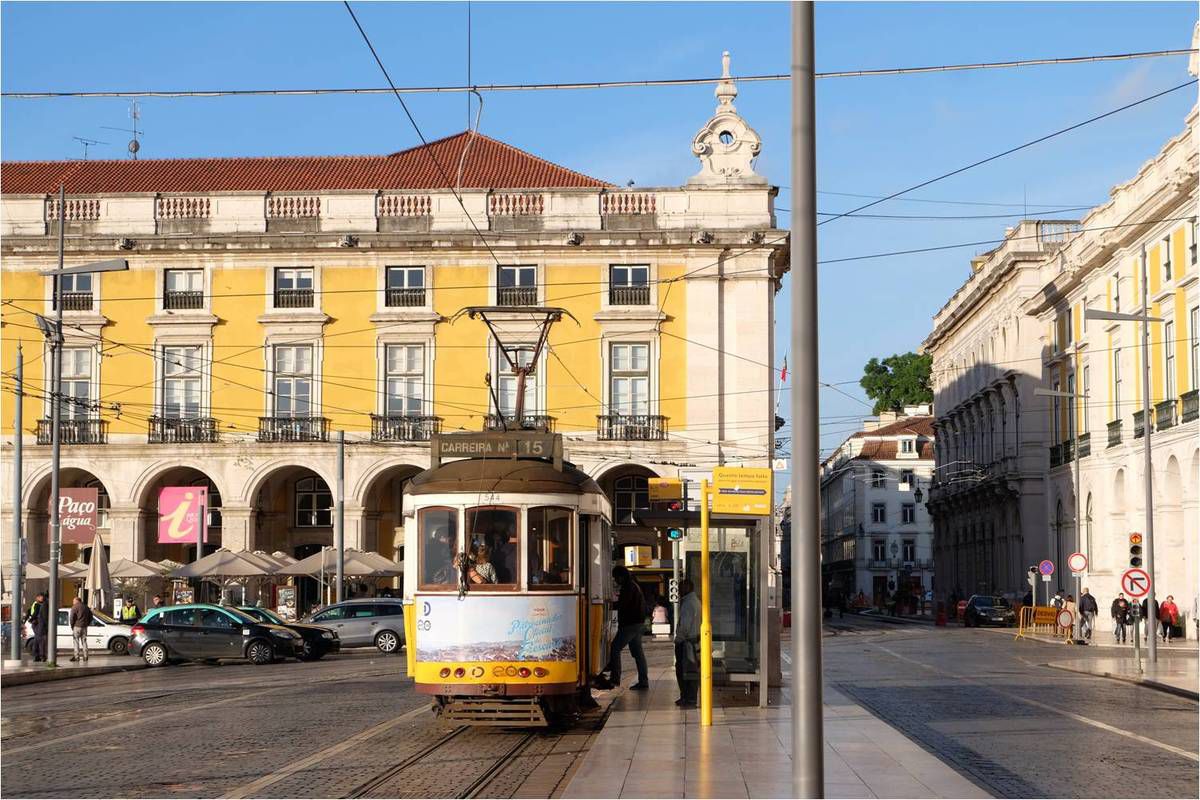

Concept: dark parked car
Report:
left=302, top=598, right=405, bottom=654
left=963, top=595, right=1017, bottom=628
left=235, top=605, right=340, bottom=661
left=130, top=604, right=302, bottom=666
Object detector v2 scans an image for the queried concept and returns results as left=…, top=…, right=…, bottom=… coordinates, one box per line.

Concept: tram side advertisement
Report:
left=415, top=595, right=577, bottom=663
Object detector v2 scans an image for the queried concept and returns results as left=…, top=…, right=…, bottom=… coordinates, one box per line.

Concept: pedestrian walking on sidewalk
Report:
left=27, top=593, right=48, bottom=662
left=600, top=566, right=649, bottom=690
left=1111, top=593, right=1130, bottom=643
left=1079, top=588, right=1098, bottom=641
left=674, top=578, right=700, bottom=708
left=69, top=597, right=93, bottom=663
left=1159, top=595, right=1180, bottom=643
left=1052, top=590, right=1065, bottom=610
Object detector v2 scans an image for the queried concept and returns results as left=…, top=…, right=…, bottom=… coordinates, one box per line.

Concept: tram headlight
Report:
left=439, top=667, right=452, bottom=678
left=454, top=667, right=466, bottom=678
left=517, top=667, right=532, bottom=678
left=533, top=667, right=548, bottom=677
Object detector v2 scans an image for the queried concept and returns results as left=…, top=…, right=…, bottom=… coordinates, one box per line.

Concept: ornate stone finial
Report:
left=1190, top=21, right=1199, bottom=77
left=689, top=50, right=765, bottom=187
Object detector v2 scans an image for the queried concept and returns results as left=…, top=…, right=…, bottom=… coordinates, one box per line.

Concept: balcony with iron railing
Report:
left=163, top=290, right=204, bottom=311
left=1107, top=419, right=1122, bottom=448
left=274, top=288, right=314, bottom=309
left=1077, top=432, right=1091, bottom=459
left=1155, top=399, right=1177, bottom=431
left=370, top=414, right=441, bottom=442
left=1183, top=389, right=1199, bottom=424
left=1134, top=410, right=1149, bottom=439
left=597, top=414, right=668, bottom=441
left=148, top=416, right=219, bottom=444
left=484, top=413, right=556, bottom=433
left=258, top=416, right=330, bottom=443
left=609, top=284, right=651, bottom=306
left=496, top=286, right=537, bottom=307
left=36, top=418, right=107, bottom=445
left=384, top=287, right=426, bottom=308
left=60, top=292, right=93, bottom=311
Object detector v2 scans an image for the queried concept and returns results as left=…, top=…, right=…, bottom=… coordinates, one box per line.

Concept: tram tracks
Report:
left=346, top=725, right=538, bottom=799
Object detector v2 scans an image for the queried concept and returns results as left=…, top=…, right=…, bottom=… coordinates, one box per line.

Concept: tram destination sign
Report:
left=431, top=432, right=562, bottom=468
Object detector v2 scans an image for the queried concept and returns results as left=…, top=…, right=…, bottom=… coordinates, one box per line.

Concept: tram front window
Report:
left=419, top=507, right=459, bottom=589
left=528, top=506, right=571, bottom=587
left=466, top=506, right=518, bottom=587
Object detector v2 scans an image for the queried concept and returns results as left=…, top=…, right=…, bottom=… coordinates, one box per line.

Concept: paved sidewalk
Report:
left=1, top=655, right=146, bottom=687
left=1047, top=655, right=1199, bottom=700
left=561, top=665, right=989, bottom=799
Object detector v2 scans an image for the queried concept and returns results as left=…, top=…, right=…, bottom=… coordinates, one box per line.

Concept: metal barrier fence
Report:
left=1014, top=605, right=1072, bottom=641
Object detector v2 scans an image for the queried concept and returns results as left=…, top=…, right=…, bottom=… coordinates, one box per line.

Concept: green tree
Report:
left=860, top=352, right=933, bottom=415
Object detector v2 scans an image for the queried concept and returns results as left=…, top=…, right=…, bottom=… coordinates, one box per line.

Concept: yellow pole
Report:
left=700, top=479, right=713, bottom=726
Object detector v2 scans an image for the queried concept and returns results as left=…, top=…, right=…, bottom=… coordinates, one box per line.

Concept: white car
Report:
left=24, top=609, right=134, bottom=656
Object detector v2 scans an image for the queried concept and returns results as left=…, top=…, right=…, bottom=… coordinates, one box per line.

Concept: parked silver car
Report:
left=303, top=598, right=405, bottom=654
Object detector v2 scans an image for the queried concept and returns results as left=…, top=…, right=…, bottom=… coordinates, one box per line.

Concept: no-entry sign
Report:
left=1056, top=609, right=1074, bottom=630
left=1121, top=568, right=1151, bottom=599
left=1067, top=552, right=1088, bottom=574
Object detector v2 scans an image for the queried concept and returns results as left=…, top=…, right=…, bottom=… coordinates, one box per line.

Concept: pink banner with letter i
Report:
left=158, top=486, right=208, bottom=544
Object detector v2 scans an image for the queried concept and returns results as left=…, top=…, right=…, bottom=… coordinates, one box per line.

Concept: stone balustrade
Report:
left=0, top=187, right=777, bottom=238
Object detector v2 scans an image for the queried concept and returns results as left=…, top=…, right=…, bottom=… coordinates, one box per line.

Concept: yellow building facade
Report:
left=1, top=76, right=787, bottom=611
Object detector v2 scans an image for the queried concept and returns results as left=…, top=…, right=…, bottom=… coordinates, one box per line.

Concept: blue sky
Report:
left=3, top=1, right=1198, bottom=480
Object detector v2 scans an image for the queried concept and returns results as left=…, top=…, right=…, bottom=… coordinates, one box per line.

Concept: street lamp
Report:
left=36, top=185, right=128, bottom=667
left=1085, top=248, right=1163, bottom=664
left=1034, top=385, right=1089, bottom=643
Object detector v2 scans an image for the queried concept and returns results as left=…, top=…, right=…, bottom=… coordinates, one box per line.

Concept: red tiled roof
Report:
left=851, top=439, right=935, bottom=461
left=1, top=132, right=610, bottom=195
left=850, top=416, right=934, bottom=439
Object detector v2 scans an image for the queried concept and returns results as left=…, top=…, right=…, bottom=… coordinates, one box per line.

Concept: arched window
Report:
left=295, top=476, right=332, bottom=527
left=83, top=478, right=110, bottom=529
left=614, top=475, right=649, bottom=526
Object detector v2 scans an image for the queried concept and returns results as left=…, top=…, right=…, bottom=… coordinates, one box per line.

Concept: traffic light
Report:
left=1128, top=532, right=1143, bottom=568
left=667, top=527, right=684, bottom=541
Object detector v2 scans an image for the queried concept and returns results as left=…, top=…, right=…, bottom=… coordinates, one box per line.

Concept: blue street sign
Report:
left=1038, top=559, right=1055, bottom=576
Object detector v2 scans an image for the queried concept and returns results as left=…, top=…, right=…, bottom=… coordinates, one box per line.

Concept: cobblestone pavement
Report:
left=823, top=617, right=1199, bottom=799
left=1, top=645, right=669, bottom=799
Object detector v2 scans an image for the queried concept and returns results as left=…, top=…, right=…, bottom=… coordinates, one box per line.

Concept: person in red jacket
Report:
left=1158, top=595, right=1180, bottom=643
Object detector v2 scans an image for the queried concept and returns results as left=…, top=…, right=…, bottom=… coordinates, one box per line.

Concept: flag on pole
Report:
left=780, top=356, right=788, bottom=382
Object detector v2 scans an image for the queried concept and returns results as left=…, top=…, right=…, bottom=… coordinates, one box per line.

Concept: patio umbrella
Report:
left=109, top=559, right=164, bottom=580
left=277, top=548, right=401, bottom=578
left=84, top=533, right=113, bottom=612
left=26, top=561, right=86, bottom=580
left=271, top=550, right=298, bottom=566
left=171, top=549, right=275, bottom=604
left=356, top=550, right=404, bottom=575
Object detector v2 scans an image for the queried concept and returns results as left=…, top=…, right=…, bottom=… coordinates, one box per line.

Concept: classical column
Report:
left=106, top=507, right=140, bottom=561
left=220, top=506, right=254, bottom=553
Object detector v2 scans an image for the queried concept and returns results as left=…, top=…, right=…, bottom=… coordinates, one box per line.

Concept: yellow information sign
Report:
left=711, top=467, right=773, bottom=516
left=648, top=477, right=683, bottom=501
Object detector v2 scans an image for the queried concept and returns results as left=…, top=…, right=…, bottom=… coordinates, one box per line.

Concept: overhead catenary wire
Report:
left=818, top=78, right=1198, bottom=227
left=3, top=48, right=1194, bottom=98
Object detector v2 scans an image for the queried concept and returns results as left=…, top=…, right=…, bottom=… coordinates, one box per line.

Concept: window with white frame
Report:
left=385, top=266, right=425, bottom=308
left=871, top=503, right=886, bottom=524
left=59, top=348, right=93, bottom=419
left=609, top=265, right=650, bottom=305
left=384, top=343, right=424, bottom=416
left=497, top=265, right=536, bottom=306
left=1162, top=236, right=1172, bottom=282
left=1052, top=380, right=1061, bottom=443
left=164, top=269, right=203, bottom=310
left=870, top=469, right=885, bottom=489
left=871, top=539, right=886, bottom=561
left=902, top=539, right=916, bottom=562
left=295, top=476, right=332, bottom=527
left=274, top=267, right=314, bottom=308
left=899, top=469, right=914, bottom=490
left=496, top=344, right=538, bottom=417
left=1191, top=307, right=1199, bottom=390
left=1112, top=348, right=1122, bottom=421
left=1191, top=219, right=1198, bottom=266
left=58, top=273, right=93, bottom=311
left=900, top=438, right=916, bottom=455
left=273, top=345, right=313, bottom=417
left=1164, top=320, right=1175, bottom=400
left=901, top=504, right=916, bottom=525
left=1082, top=364, right=1090, bottom=433
left=614, top=475, right=648, bottom=526
left=1066, top=373, right=1076, bottom=441
left=609, top=342, right=650, bottom=416
left=162, top=345, right=203, bottom=418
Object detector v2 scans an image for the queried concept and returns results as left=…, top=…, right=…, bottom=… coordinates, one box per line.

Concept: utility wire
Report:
left=818, top=78, right=1198, bottom=227
left=3, top=48, right=1194, bottom=98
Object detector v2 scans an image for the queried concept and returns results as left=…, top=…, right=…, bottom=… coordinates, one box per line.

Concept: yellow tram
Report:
left=402, top=431, right=613, bottom=726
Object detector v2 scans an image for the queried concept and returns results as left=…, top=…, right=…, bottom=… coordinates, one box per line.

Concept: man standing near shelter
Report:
left=674, top=578, right=700, bottom=708
left=1111, top=592, right=1129, bottom=644
left=69, top=596, right=93, bottom=663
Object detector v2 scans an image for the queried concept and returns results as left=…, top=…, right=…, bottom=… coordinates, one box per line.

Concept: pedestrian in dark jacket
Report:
left=1141, top=598, right=1159, bottom=640
left=69, top=597, right=93, bottom=663
left=600, top=566, right=649, bottom=690
left=27, top=593, right=48, bottom=662
left=1078, top=588, right=1099, bottom=640
left=1111, top=593, right=1129, bottom=643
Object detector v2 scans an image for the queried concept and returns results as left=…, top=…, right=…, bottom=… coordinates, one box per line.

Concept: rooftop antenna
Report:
left=71, top=136, right=109, bottom=160
left=101, top=100, right=142, bottom=160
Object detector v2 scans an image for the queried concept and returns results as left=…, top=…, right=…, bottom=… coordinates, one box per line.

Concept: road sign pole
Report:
left=1138, top=248, right=1158, bottom=664
left=699, top=479, right=713, bottom=727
